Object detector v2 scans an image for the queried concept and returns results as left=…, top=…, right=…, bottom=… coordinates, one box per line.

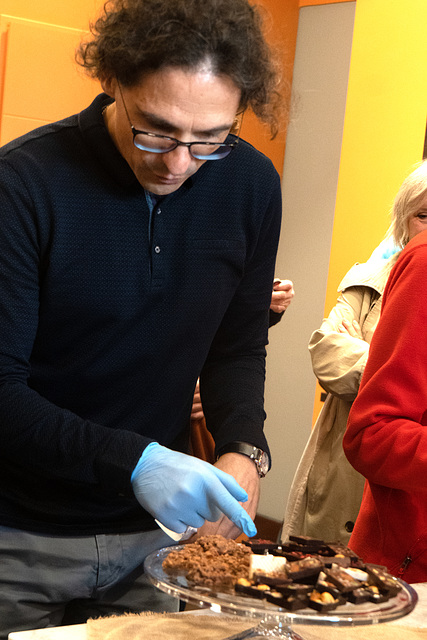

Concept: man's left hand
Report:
left=190, top=379, right=204, bottom=421
left=188, top=452, right=260, bottom=540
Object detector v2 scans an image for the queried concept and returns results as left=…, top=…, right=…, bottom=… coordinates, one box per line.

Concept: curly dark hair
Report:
left=76, top=0, right=285, bottom=137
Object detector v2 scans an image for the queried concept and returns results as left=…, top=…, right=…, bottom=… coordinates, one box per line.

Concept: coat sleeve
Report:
left=308, top=287, right=373, bottom=402
left=0, top=159, right=151, bottom=497
left=200, top=171, right=282, bottom=458
left=343, top=242, right=427, bottom=493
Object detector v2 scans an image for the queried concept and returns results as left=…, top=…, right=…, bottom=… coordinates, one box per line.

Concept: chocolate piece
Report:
left=341, top=567, right=369, bottom=582
left=266, top=590, right=307, bottom=611
left=365, top=562, right=389, bottom=571
left=347, top=588, right=372, bottom=604
left=235, top=578, right=271, bottom=599
left=287, top=556, right=323, bottom=583
left=307, top=590, right=340, bottom=612
left=243, top=539, right=278, bottom=554
left=315, top=571, right=345, bottom=600
left=253, top=573, right=291, bottom=588
left=285, top=542, right=311, bottom=553
left=272, top=549, right=306, bottom=562
left=289, top=535, right=325, bottom=546
left=322, top=555, right=351, bottom=568
left=323, top=566, right=362, bottom=593
left=285, top=541, right=315, bottom=552
left=322, top=543, right=360, bottom=562
left=278, top=583, right=314, bottom=597
left=365, top=565, right=402, bottom=597
left=288, top=535, right=325, bottom=553
left=365, top=585, right=392, bottom=603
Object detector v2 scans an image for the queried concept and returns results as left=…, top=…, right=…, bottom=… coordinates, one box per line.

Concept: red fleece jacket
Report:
left=344, top=230, right=427, bottom=584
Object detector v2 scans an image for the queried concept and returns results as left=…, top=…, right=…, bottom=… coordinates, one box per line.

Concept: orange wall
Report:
left=0, top=15, right=100, bottom=143
left=240, top=0, right=299, bottom=174
left=0, top=0, right=99, bottom=29
left=0, top=0, right=298, bottom=175
left=300, top=0, right=354, bottom=5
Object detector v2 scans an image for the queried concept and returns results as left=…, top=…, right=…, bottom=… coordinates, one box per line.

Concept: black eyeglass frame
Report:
left=117, top=82, right=241, bottom=161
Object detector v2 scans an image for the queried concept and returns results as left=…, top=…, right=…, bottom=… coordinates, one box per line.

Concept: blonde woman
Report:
left=344, top=162, right=427, bottom=583
left=282, top=160, right=427, bottom=545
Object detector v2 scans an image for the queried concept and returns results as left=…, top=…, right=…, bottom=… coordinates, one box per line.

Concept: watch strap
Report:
left=216, top=441, right=269, bottom=477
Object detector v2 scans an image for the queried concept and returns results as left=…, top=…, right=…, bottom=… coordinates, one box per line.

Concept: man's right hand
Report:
left=270, top=279, right=294, bottom=313
left=131, top=442, right=257, bottom=538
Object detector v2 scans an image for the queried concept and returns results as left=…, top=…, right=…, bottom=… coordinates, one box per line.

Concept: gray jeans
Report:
left=0, top=525, right=178, bottom=639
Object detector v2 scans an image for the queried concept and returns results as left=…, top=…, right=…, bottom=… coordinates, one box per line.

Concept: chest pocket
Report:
left=190, top=238, right=246, bottom=281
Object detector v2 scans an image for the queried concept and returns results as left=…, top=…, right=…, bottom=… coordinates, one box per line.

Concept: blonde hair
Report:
left=385, top=160, right=427, bottom=249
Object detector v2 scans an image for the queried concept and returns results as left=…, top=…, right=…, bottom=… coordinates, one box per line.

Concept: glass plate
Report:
left=144, top=545, right=418, bottom=629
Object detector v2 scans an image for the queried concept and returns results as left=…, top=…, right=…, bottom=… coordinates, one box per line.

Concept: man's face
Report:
left=102, top=66, right=241, bottom=195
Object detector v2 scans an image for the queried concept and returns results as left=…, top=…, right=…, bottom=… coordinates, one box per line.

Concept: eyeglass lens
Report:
left=133, top=133, right=235, bottom=160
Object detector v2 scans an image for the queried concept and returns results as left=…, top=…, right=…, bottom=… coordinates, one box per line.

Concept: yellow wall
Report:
left=327, top=0, right=427, bottom=305
left=312, top=0, right=427, bottom=422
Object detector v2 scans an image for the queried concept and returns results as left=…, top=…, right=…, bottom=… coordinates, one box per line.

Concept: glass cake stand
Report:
left=144, top=545, right=418, bottom=640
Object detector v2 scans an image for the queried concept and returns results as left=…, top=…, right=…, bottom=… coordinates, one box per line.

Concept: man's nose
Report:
left=162, top=145, right=194, bottom=175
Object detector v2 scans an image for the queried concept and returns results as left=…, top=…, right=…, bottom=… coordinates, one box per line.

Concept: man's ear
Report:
left=100, top=76, right=117, bottom=97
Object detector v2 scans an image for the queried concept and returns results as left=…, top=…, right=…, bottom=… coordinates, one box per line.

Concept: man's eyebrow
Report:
left=137, top=110, right=233, bottom=137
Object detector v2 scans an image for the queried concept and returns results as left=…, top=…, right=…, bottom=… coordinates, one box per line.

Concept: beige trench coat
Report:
left=281, top=256, right=397, bottom=545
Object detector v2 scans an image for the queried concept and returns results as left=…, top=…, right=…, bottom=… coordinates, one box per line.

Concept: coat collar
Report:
left=338, top=253, right=400, bottom=294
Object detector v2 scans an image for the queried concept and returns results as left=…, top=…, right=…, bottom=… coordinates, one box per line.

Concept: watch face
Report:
left=217, top=442, right=269, bottom=477
left=259, top=451, right=269, bottom=476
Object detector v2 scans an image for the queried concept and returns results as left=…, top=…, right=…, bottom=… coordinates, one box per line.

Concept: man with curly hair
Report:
left=0, top=0, right=285, bottom=631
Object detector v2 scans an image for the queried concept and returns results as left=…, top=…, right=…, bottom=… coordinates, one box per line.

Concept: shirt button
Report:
left=157, top=208, right=161, bottom=215
left=154, top=246, right=161, bottom=254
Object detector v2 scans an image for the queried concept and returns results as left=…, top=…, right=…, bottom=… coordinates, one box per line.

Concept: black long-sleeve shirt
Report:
left=0, top=94, right=282, bottom=534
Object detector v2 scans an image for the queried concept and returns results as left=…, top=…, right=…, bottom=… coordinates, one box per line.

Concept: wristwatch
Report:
left=216, top=441, right=270, bottom=478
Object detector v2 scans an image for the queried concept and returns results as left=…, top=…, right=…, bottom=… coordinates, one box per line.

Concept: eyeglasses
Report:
left=118, top=83, right=240, bottom=161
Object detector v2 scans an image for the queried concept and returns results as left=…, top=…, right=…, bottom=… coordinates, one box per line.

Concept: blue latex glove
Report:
left=131, top=442, right=257, bottom=538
